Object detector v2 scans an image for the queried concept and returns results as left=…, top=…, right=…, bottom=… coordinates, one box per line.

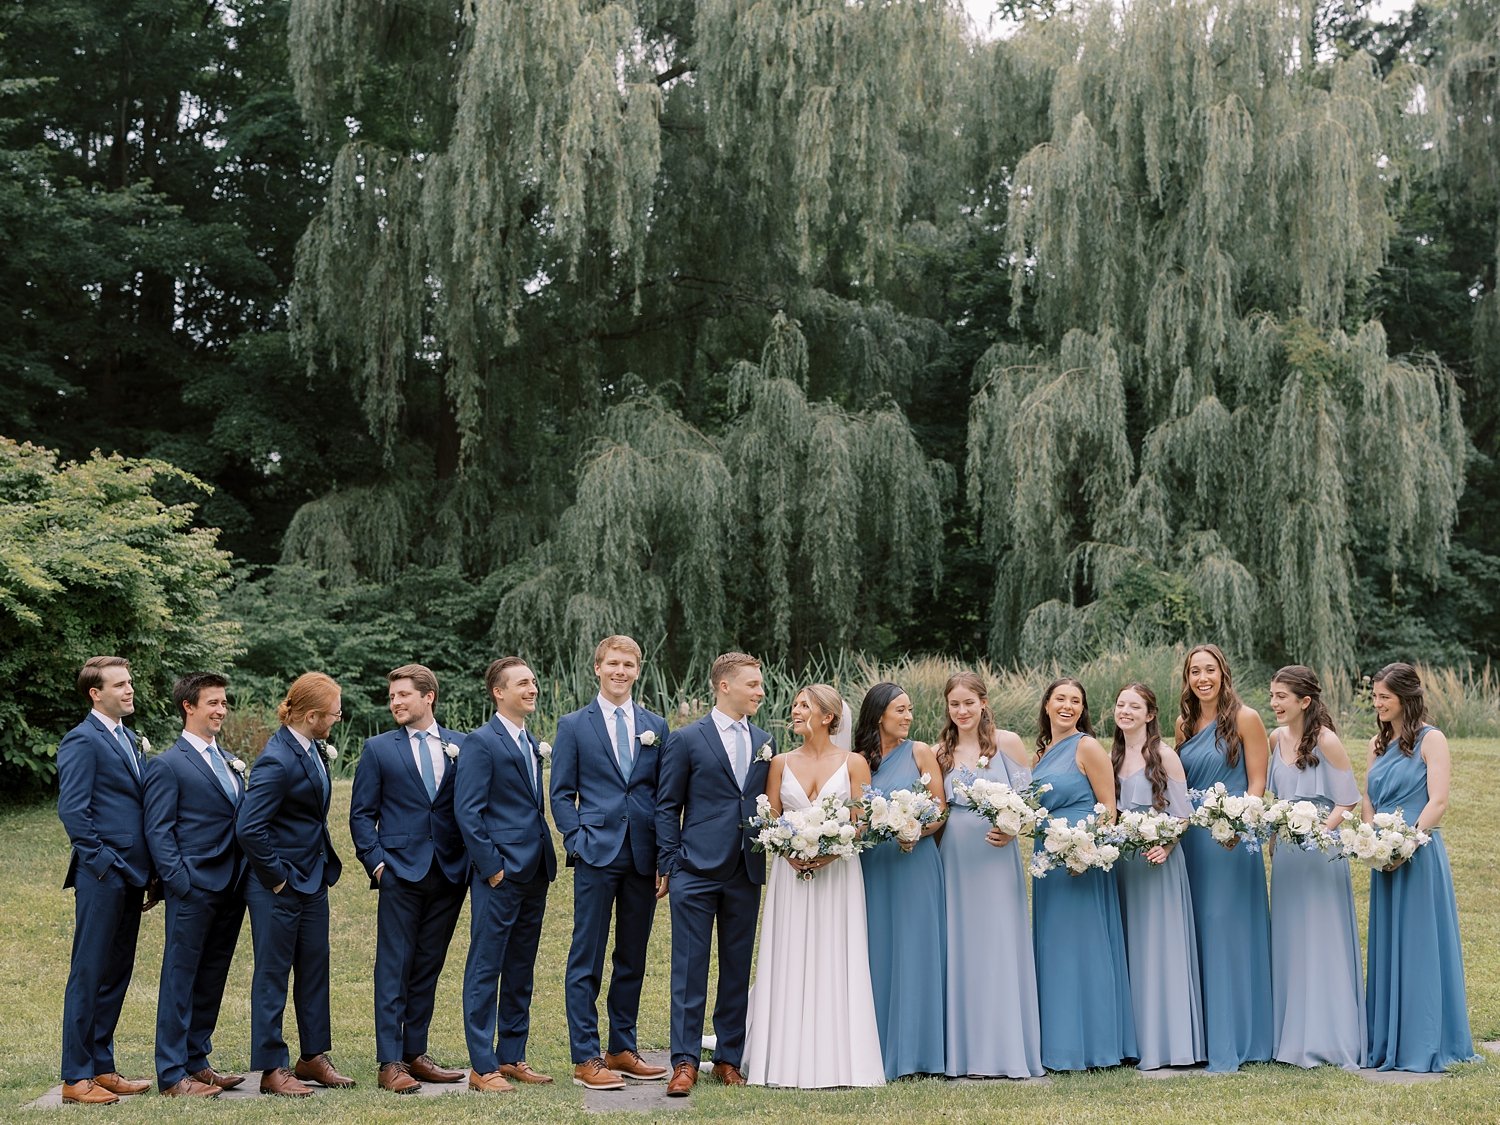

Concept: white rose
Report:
left=758, top=745, right=773, bottom=762
left=1222, top=795, right=1247, bottom=818
left=442, top=739, right=460, bottom=760
left=1140, top=820, right=1159, bottom=841
left=838, top=824, right=856, bottom=843
left=230, top=757, right=247, bottom=775
left=977, top=755, right=991, bottom=769
left=996, top=810, right=1022, bottom=836
left=1210, top=820, right=1235, bottom=843
left=323, top=742, right=339, bottom=761
left=139, top=735, right=153, bottom=755
left=537, top=741, right=552, bottom=761
left=639, top=729, right=657, bottom=746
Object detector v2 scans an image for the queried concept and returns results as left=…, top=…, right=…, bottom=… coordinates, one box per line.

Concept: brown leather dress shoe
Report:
left=404, top=1054, right=465, bottom=1083
left=161, top=1078, right=221, bottom=1098
left=604, top=1049, right=669, bottom=1081
left=61, top=1080, right=119, bottom=1105
left=497, top=1061, right=553, bottom=1085
left=92, top=1072, right=151, bottom=1096
left=572, top=1058, right=625, bottom=1090
left=665, top=1062, right=698, bottom=1096
left=259, top=1068, right=313, bottom=1097
left=294, top=1053, right=356, bottom=1088
left=192, top=1066, right=244, bottom=1090
left=467, top=1069, right=515, bottom=1094
left=378, top=1061, right=419, bottom=1094
left=711, top=1061, right=746, bottom=1086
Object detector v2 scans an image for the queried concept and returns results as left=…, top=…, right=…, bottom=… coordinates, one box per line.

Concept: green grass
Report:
left=3, top=740, right=1499, bottom=1122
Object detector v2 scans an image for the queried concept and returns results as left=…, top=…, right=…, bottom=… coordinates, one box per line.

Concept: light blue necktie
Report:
left=310, top=740, right=330, bottom=802
left=519, top=729, right=537, bottom=794
left=415, top=730, right=438, bottom=801
left=114, top=725, right=140, bottom=780
left=733, top=721, right=749, bottom=788
left=614, top=707, right=634, bottom=781
left=206, top=743, right=237, bottom=801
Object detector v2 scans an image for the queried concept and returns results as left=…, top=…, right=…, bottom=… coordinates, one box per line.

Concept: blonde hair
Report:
left=593, top=635, right=643, bottom=665
left=389, top=663, right=438, bottom=700
left=799, top=683, right=844, bottom=735
left=709, top=652, right=761, bottom=694
left=276, top=672, right=340, bottom=726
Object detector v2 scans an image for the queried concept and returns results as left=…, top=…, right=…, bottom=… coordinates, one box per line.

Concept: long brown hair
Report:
left=1373, top=662, right=1427, bottom=758
left=1035, top=677, right=1092, bottom=757
left=1272, top=665, right=1336, bottom=769
left=1111, top=682, right=1170, bottom=811
left=935, top=672, right=997, bottom=773
left=1178, top=643, right=1245, bottom=768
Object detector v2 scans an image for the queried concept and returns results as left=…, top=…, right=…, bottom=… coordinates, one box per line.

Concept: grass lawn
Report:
left=2, top=739, right=1498, bottom=1123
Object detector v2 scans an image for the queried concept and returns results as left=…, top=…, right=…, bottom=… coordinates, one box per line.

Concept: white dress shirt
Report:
left=710, top=707, right=750, bottom=772
left=598, top=695, right=637, bottom=770
left=406, top=722, right=445, bottom=787
left=182, top=729, right=238, bottom=793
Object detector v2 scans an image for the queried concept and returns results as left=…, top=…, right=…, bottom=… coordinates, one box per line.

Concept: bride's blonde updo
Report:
left=800, top=683, right=844, bottom=736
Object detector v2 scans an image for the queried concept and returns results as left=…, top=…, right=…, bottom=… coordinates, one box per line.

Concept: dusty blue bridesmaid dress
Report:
left=1268, top=741, right=1365, bottom=1068
left=1365, top=726, right=1476, bottom=1072
left=862, top=739, right=946, bottom=1079
left=1031, top=732, right=1135, bottom=1070
left=1116, top=770, right=1204, bottom=1069
left=1177, top=724, right=1273, bottom=1071
left=942, top=753, right=1043, bottom=1078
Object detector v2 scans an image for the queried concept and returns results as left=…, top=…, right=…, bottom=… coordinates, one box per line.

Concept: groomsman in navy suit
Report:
left=56, top=656, right=157, bottom=1105
left=550, top=636, right=672, bottom=1091
left=656, top=652, right=773, bottom=1096
left=349, top=664, right=470, bottom=1094
left=142, top=673, right=248, bottom=1098
left=235, top=672, right=352, bottom=1097
left=456, top=656, right=558, bottom=1094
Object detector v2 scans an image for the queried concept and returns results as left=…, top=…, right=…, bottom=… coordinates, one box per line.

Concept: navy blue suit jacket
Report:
left=654, top=714, right=772, bottom=884
left=235, top=726, right=342, bottom=894
left=454, top=716, right=557, bottom=884
left=349, top=726, right=468, bottom=887
left=549, top=701, right=667, bottom=874
left=142, top=737, right=247, bottom=899
left=57, top=714, right=152, bottom=888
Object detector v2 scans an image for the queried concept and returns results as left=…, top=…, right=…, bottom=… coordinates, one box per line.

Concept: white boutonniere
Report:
left=229, top=757, right=247, bottom=775
left=638, top=729, right=658, bottom=747
left=977, top=755, right=991, bottom=770
left=138, top=735, right=153, bottom=755
left=537, top=741, right=552, bottom=762
left=757, top=745, right=773, bottom=763
left=319, top=740, right=339, bottom=762
left=442, top=739, right=459, bottom=760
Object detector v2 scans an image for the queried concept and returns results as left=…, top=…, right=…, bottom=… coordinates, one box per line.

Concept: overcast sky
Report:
left=959, top=0, right=1412, bottom=42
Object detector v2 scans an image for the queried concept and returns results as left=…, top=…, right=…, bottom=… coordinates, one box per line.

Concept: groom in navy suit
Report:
left=656, top=652, right=773, bottom=1096
left=349, top=664, right=469, bottom=1094
left=142, top=672, right=248, bottom=1098
left=456, top=656, right=558, bottom=1094
left=550, top=636, right=671, bottom=1090
left=56, top=656, right=157, bottom=1105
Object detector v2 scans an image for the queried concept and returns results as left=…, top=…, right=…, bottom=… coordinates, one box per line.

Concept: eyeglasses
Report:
left=320, top=709, right=345, bottom=720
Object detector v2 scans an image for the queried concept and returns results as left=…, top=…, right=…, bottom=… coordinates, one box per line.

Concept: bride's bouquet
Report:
left=949, top=770, right=1051, bottom=838
left=1188, top=783, right=1269, bottom=850
left=1029, top=811, right=1122, bottom=877
left=1331, top=809, right=1430, bottom=869
left=1260, top=797, right=1337, bottom=853
left=860, top=776, right=947, bottom=848
left=746, top=793, right=865, bottom=881
left=1109, top=806, right=1190, bottom=858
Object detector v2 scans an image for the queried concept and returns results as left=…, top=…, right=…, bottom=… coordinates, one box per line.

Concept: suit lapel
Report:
left=89, top=714, right=141, bottom=789
left=491, top=716, right=541, bottom=808
left=699, top=716, right=739, bottom=788
left=435, top=727, right=458, bottom=793
left=392, top=729, right=429, bottom=799
left=285, top=727, right=327, bottom=809
left=587, top=702, right=626, bottom=784
left=178, top=738, right=237, bottom=809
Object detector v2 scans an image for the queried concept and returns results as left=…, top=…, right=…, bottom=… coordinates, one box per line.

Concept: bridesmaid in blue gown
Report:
left=937, top=672, right=1043, bottom=1079
left=1031, top=677, right=1136, bottom=1071
left=1266, top=665, right=1364, bottom=1069
left=857, top=682, right=947, bottom=1080
left=1363, top=663, right=1476, bottom=1072
left=1111, top=682, right=1204, bottom=1070
left=1175, top=643, right=1273, bottom=1071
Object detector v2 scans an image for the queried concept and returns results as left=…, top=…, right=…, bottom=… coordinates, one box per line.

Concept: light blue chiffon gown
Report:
left=1177, top=725, right=1273, bottom=1071
left=1268, top=741, right=1365, bottom=1069
left=862, top=739, right=946, bottom=1079
left=1031, top=732, right=1135, bottom=1070
left=1115, top=770, right=1204, bottom=1070
left=942, top=754, right=1043, bottom=1078
left=1365, top=726, right=1476, bottom=1072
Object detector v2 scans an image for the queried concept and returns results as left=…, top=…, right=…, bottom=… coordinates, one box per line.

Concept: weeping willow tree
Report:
left=279, top=0, right=968, bottom=669
left=967, top=0, right=1467, bottom=671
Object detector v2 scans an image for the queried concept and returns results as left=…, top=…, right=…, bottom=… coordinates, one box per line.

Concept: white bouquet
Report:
left=1110, top=806, right=1190, bottom=857
left=1029, top=813, right=1122, bottom=877
left=860, top=776, right=947, bottom=848
left=1188, top=783, right=1269, bottom=850
left=950, top=771, right=1051, bottom=838
left=746, top=793, right=865, bottom=881
left=1261, top=798, right=1336, bottom=853
left=1333, top=809, right=1430, bottom=870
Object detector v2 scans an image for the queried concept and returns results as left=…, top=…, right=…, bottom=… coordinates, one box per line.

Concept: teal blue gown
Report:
left=1365, top=726, right=1476, bottom=1072
left=1177, top=725, right=1273, bottom=1071
left=1031, top=733, right=1135, bottom=1070
left=861, top=739, right=946, bottom=1079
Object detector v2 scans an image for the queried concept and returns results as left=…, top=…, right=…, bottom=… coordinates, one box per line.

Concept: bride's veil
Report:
left=830, top=700, right=854, bottom=751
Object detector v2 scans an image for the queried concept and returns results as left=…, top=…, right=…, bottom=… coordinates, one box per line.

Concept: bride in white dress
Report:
left=744, top=684, right=886, bottom=1088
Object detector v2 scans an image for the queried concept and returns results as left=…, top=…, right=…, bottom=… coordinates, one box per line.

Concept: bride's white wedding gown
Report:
left=744, top=761, right=886, bottom=1087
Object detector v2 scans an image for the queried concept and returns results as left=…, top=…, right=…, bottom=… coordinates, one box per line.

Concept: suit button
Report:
left=621, top=816, right=628, bottom=822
